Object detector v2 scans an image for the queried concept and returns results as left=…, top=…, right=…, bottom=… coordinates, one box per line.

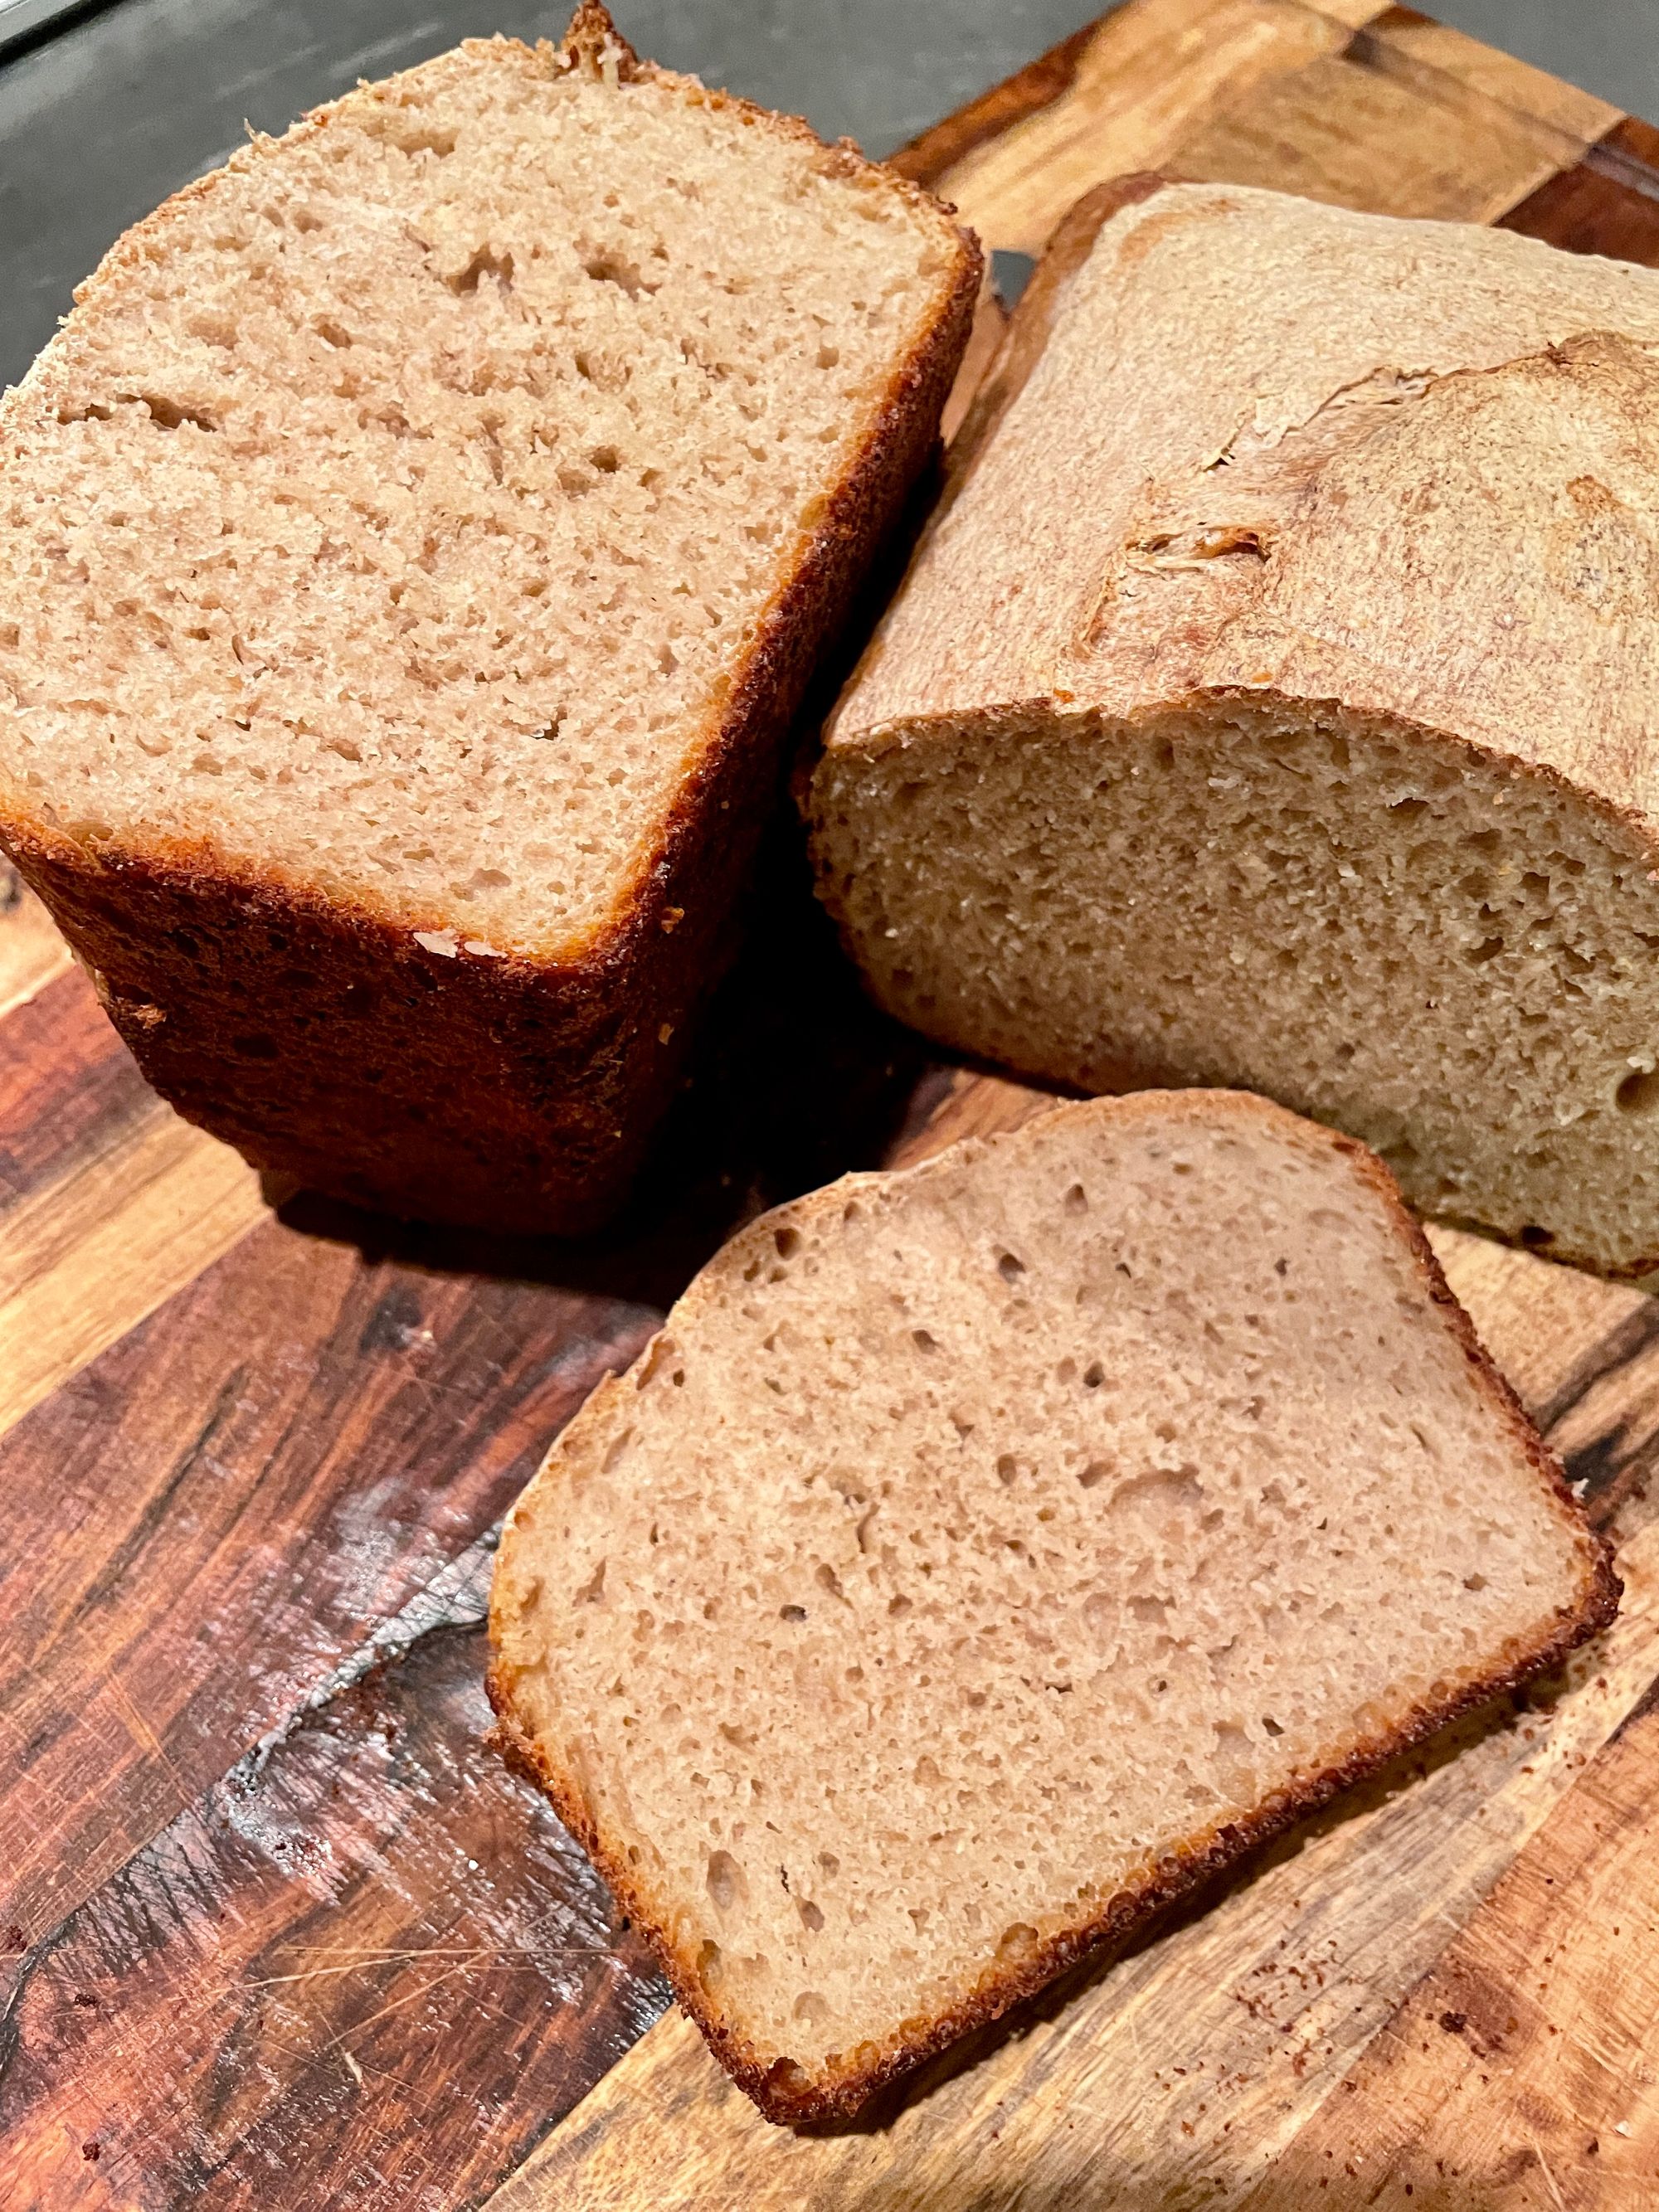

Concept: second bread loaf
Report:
left=810, top=177, right=1659, bottom=1276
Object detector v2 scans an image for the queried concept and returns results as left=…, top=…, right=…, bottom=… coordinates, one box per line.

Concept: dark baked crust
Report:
left=0, top=5, right=980, bottom=1236
left=487, top=1087, right=1619, bottom=2123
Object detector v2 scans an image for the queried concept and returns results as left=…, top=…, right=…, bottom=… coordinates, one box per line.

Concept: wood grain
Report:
left=0, top=1197, right=658, bottom=1961
left=0, top=968, right=269, bottom=1441
left=0, top=863, right=71, bottom=1021
left=1501, top=115, right=1659, bottom=264
left=893, top=0, right=1623, bottom=255
left=6, top=3, right=1659, bottom=2205
left=0, top=807, right=926, bottom=2200
left=0, top=1615, right=669, bottom=2210
left=474, top=7, right=1659, bottom=2200
left=1170, top=37, right=1605, bottom=222
left=1232, top=1696, right=1659, bottom=2205
left=895, top=0, right=1382, bottom=250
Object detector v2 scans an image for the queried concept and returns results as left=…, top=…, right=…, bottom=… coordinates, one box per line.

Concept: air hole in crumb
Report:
left=705, top=1850, right=745, bottom=1913
left=912, top=1329, right=937, bottom=1354
left=1064, top=1184, right=1087, bottom=1215
left=793, top=1990, right=830, bottom=2023
left=1262, top=1715, right=1284, bottom=1737
left=997, top=1251, right=1026, bottom=1284
left=137, top=393, right=218, bottom=432
left=574, top=1558, right=606, bottom=1604
left=1112, top=1465, right=1203, bottom=1513
left=695, top=1939, right=723, bottom=1988
left=774, top=1226, right=801, bottom=1260
left=780, top=1604, right=806, bottom=1622
left=995, top=1923, right=1040, bottom=1963
left=996, top=1454, right=1018, bottom=1486
left=1617, top=1068, right=1659, bottom=1117
left=1464, top=1573, right=1488, bottom=1592
left=452, top=244, right=514, bottom=294
left=1082, top=1362, right=1105, bottom=1388
left=392, top=124, right=457, bottom=158
left=796, top=1898, right=825, bottom=1934
left=1078, top=1461, right=1110, bottom=1490
left=583, top=246, right=654, bottom=297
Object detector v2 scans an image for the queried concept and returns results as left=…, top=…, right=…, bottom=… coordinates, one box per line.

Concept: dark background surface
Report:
left=2, top=0, right=1658, bottom=390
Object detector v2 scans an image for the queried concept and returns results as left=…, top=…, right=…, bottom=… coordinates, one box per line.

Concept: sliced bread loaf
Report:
left=0, top=4, right=976, bottom=1232
left=810, top=177, right=1659, bottom=1276
left=489, top=1088, right=1615, bottom=2124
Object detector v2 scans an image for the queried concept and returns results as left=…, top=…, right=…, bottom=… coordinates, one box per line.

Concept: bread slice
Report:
left=808, top=176, right=1659, bottom=1277
left=0, top=5, right=976, bottom=1233
left=489, top=1088, right=1615, bottom=2124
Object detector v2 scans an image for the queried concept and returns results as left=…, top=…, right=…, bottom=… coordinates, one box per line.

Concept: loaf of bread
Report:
left=489, top=1088, right=1614, bottom=2123
left=0, top=3, right=976, bottom=1232
left=809, top=177, right=1659, bottom=1276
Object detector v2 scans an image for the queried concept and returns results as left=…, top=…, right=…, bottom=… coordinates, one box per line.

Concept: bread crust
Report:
left=488, top=1088, right=1618, bottom=2122
left=808, top=174, right=1659, bottom=1277
left=0, top=6, right=980, bottom=1234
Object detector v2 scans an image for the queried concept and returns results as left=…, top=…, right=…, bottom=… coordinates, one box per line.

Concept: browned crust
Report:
left=0, top=4, right=980, bottom=1235
left=808, top=172, right=1659, bottom=1281
left=939, top=174, right=1165, bottom=493
left=488, top=1087, right=1619, bottom=2123
left=809, top=173, right=1160, bottom=748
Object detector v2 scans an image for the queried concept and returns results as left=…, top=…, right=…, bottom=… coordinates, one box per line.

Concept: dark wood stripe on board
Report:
left=0, top=1616, right=669, bottom=2211
left=0, top=1201, right=659, bottom=1964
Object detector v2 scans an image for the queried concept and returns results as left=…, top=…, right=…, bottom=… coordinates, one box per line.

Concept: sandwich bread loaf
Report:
left=810, top=177, right=1659, bottom=1276
left=0, top=3, right=977, bottom=1232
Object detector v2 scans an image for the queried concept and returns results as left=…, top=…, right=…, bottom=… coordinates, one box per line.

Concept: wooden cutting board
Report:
left=5, top=2, right=1659, bottom=2204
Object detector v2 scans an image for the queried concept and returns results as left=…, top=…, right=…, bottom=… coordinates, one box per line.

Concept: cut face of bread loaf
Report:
left=489, top=1090, right=1614, bottom=2123
left=0, top=3, right=976, bottom=1232
left=810, top=177, right=1659, bottom=1276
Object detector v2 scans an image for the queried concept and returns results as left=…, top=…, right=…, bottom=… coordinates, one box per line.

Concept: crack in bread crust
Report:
left=809, top=177, right=1659, bottom=1278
